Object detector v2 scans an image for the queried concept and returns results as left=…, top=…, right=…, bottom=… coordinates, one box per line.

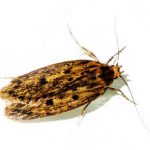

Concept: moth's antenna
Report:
left=66, top=22, right=99, bottom=61
left=120, top=75, right=150, bottom=132
left=114, top=16, right=120, bottom=66
left=66, top=23, right=83, bottom=50
left=107, top=46, right=126, bottom=64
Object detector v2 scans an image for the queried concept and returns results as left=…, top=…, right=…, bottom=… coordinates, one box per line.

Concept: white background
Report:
left=0, top=0, right=150, bottom=150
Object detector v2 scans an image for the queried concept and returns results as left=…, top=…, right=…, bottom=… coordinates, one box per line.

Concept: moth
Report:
left=0, top=26, right=133, bottom=120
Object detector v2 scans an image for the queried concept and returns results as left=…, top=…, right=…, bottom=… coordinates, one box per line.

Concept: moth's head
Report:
left=97, top=64, right=122, bottom=85
left=106, top=46, right=126, bottom=79
left=111, top=65, right=123, bottom=79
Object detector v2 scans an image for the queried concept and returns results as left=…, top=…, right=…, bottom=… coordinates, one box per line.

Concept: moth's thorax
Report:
left=95, top=64, right=115, bottom=86
left=95, top=64, right=121, bottom=86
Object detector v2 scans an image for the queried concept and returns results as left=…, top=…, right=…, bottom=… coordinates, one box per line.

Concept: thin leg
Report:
left=77, top=101, right=92, bottom=125
left=81, top=101, right=92, bottom=116
left=107, top=46, right=126, bottom=64
left=67, top=23, right=99, bottom=61
left=108, top=87, right=137, bottom=105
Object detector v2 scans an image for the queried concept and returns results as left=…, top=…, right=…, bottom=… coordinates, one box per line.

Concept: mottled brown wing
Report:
left=0, top=60, right=107, bottom=120
left=5, top=86, right=107, bottom=120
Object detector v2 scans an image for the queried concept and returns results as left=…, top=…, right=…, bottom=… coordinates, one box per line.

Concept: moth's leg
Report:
left=67, top=24, right=99, bottom=61
left=108, top=87, right=136, bottom=105
left=77, top=101, right=92, bottom=125
left=81, top=101, right=92, bottom=116
left=107, top=46, right=126, bottom=64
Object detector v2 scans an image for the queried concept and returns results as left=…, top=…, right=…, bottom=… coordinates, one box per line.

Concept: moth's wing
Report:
left=0, top=60, right=102, bottom=103
left=1, top=60, right=109, bottom=120
left=5, top=86, right=107, bottom=120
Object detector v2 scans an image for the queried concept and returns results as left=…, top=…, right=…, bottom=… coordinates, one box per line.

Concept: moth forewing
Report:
left=0, top=59, right=120, bottom=120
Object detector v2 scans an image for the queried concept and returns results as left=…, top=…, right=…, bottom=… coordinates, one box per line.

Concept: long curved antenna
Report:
left=114, top=16, right=120, bottom=66
left=66, top=23, right=99, bottom=61
left=120, top=75, right=150, bottom=132
left=107, top=46, right=126, bottom=64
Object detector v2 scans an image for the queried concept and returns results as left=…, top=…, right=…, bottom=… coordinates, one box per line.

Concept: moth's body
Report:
left=0, top=60, right=120, bottom=120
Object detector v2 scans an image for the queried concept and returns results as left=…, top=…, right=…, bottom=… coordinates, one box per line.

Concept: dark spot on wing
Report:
left=81, top=70, right=91, bottom=75
left=52, top=78, right=59, bottom=87
left=8, top=90, right=14, bottom=95
left=81, top=69, right=96, bottom=76
left=58, top=93, right=65, bottom=99
left=34, top=97, right=39, bottom=101
left=28, top=97, right=32, bottom=100
left=22, top=110, right=32, bottom=115
left=18, top=96, right=25, bottom=100
left=13, top=85, right=19, bottom=89
left=72, top=94, right=79, bottom=100
left=13, top=109, right=21, bottom=113
left=90, top=76, right=97, bottom=80
left=42, top=94, right=47, bottom=98
left=64, top=69, right=71, bottom=74
left=46, top=99, right=54, bottom=106
left=88, top=82, right=99, bottom=88
left=68, top=77, right=73, bottom=81
left=71, top=85, right=77, bottom=91
left=39, top=77, right=48, bottom=85
left=12, top=94, right=18, bottom=97
left=46, top=92, right=55, bottom=97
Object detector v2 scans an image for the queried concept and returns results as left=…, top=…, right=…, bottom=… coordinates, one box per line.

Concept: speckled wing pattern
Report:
left=0, top=60, right=112, bottom=120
